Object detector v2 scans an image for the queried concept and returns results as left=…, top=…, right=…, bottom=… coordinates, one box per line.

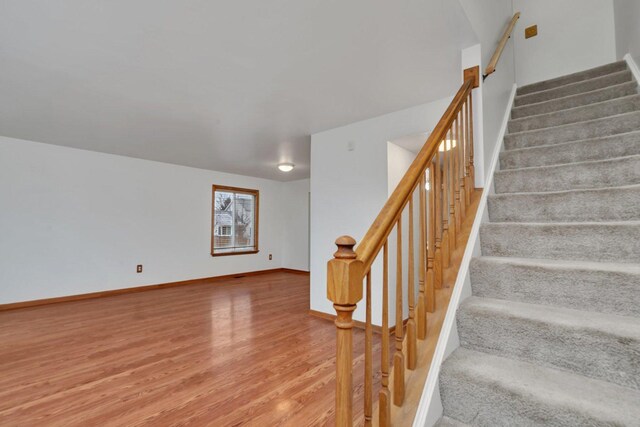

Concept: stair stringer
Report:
left=624, top=54, right=640, bottom=88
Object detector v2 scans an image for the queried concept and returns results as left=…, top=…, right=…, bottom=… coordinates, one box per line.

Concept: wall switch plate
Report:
left=269, top=254, right=272, bottom=260
left=525, top=25, right=538, bottom=39
left=136, top=265, right=143, bottom=273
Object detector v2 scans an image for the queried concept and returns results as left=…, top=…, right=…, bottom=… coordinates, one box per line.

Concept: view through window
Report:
left=211, top=186, right=259, bottom=256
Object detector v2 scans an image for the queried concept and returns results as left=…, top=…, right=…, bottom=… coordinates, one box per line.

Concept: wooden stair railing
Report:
left=327, top=70, right=479, bottom=427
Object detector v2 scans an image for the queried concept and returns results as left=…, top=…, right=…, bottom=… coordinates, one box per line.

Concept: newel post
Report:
left=327, top=236, right=364, bottom=427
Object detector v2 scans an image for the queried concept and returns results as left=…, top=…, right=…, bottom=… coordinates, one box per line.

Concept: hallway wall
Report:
left=512, top=0, right=617, bottom=87
left=613, top=0, right=640, bottom=65
left=458, top=0, right=516, bottom=185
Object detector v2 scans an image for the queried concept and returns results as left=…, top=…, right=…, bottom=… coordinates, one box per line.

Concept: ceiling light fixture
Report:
left=439, top=140, right=457, bottom=152
left=278, top=163, right=295, bottom=172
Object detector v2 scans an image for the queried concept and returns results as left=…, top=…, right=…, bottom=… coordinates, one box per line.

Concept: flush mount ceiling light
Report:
left=278, top=163, right=295, bottom=172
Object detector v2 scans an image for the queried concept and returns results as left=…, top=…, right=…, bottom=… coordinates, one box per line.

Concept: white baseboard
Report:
left=624, top=54, right=640, bottom=87
left=412, top=83, right=518, bottom=427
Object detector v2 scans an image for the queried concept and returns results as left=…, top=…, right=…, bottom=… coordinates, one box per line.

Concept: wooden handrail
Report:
left=326, top=73, right=478, bottom=426
left=484, top=12, right=520, bottom=78
left=355, top=79, right=474, bottom=273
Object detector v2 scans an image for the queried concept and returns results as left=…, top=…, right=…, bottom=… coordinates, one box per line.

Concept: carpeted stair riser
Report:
left=516, top=61, right=628, bottom=96
left=508, top=95, right=640, bottom=133
left=439, top=349, right=640, bottom=427
left=514, top=70, right=633, bottom=107
left=480, top=222, right=640, bottom=263
left=504, top=111, right=640, bottom=150
left=456, top=297, right=640, bottom=390
left=470, top=257, right=640, bottom=317
left=499, top=131, right=640, bottom=169
left=488, top=185, right=640, bottom=223
left=511, top=81, right=638, bottom=119
left=494, top=155, right=640, bottom=193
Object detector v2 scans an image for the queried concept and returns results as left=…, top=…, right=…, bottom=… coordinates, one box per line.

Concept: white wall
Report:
left=387, top=142, right=419, bottom=196
left=459, top=0, right=517, bottom=184
left=0, top=136, right=309, bottom=304
left=387, top=142, right=421, bottom=321
left=613, top=0, right=640, bottom=65
left=281, top=179, right=310, bottom=272
left=512, top=0, right=617, bottom=87
left=310, top=97, right=451, bottom=324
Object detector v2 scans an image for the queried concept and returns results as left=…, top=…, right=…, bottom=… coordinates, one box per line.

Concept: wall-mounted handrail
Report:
left=484, top=12, right=521, bottom=79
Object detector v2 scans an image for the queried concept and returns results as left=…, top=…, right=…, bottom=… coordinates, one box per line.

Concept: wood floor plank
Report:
left=0, top=272, right=382, bottom=426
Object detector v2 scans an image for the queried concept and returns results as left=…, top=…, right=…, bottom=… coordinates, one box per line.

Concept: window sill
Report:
left=211, top=250, right=259, bottom=257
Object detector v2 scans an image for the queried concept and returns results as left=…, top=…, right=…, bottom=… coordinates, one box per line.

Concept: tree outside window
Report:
left=211, top=186, right=259, bottom=256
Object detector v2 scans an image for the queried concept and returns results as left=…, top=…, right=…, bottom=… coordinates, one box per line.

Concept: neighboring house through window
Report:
left=211, top=185, right=259, bottom=256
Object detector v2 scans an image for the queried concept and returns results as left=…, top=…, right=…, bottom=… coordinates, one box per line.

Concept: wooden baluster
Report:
left=441, top=138, right=451, bottom=270
left=463, top=99, right=472, bottom=207
left=434, top=147, right=444, bottom=289
left=379, top=243, right=391, bottom=427
left=407, top=195, right=417, bottom=370
left=468, top=92, right=475, bottom=194
left=458, top=108, right=467, bottom=220
left=327, top=236, right=364, bottom=427
left=417, top=174, right=428, bottom=338
left=454, top=114, right=462, bottom=232
left=364, top=272, right=372, bottom=427
left=393, top=218, right=405, bottom=406
left=426, top=164, right=436, bottom=313
left=448, top=127, right=457, bottom=252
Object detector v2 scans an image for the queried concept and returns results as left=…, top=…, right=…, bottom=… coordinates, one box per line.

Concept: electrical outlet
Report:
left=269, top=254, right=272, bottom=260
left=136, top=265, right=143, bottom=273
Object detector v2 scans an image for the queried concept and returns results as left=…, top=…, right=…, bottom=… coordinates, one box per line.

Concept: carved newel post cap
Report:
left=327, top=235, right=363, bottom=305
left=334, top=235, right=357, bottom=259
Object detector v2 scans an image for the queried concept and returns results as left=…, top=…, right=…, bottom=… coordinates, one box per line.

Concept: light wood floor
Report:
left=0, top=272, right=386, bottom=426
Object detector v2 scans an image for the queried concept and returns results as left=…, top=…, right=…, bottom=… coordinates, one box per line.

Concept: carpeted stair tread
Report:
left=494, top=155, right=640, bottom=193
left=508, top=94, right=640, bottom=133
left=470, top=256, right=640, bottom=317
left=514, top=70, right=633, bottom=107
left=516, top=61, right=628, bottom=96
left=511, top=81, right=638, bottom=119
left=487, top=184, right=640, bottom=223
left=434, top=416, right=471, bottom=427
left=439, top=61, right=640, bottom=427
left=504, top=111, right=640, bottom=150
left=480, top=221, right=640, bottom=263
left=499, top=131, right=640, bottom=169
left=439, top=348, right=640, bottom=426
left=457, top=297, right=640, bottom=390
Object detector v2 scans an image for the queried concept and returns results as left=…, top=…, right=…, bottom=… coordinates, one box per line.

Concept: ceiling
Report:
left=391, top=132, right=432, bottom=154
left=0, top=1, right=475, bottom=181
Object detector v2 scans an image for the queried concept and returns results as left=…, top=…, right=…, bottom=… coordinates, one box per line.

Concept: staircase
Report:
left=437, top=61, right=640, bottom=426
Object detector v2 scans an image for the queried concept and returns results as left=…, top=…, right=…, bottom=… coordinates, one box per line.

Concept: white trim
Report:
left=412, top=83, right=518, bottom=427
left=624, top=54, right=640, bottom=87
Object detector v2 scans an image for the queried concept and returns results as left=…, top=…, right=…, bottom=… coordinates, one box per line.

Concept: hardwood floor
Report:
left=0, top=272, right=385, bottom=426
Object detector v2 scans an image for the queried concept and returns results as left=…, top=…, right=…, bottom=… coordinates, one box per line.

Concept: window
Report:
left=212, top=185, right=259, bottom=256
left=216, top=225, right=232, bottom=236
